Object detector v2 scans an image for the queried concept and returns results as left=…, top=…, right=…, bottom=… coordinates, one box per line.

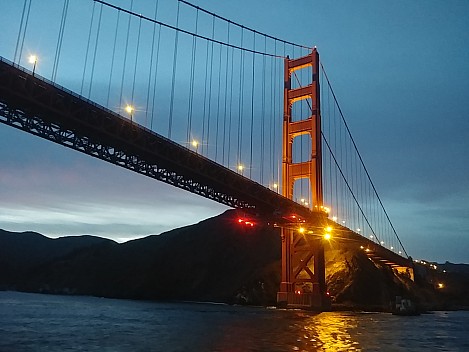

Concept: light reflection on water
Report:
left=1, top=292, right=469, bottom=351
left=297, top=312, right=361, bottom=351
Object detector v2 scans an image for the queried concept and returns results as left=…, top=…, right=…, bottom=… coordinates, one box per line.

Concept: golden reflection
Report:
left=294, top=312, right=361, bottom=351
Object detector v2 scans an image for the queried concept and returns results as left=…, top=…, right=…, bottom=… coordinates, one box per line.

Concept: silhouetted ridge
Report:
left=1, top=211, right=468, bottom=310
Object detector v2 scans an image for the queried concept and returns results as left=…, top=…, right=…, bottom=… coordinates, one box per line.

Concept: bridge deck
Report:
left=0, top=57, right=322, bottom=223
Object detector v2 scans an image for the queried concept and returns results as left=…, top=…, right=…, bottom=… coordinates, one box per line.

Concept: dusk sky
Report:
left=0, top=0, right=468, bottom=263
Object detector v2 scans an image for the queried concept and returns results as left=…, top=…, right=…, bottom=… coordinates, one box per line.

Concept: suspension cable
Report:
left=93, top=0, right=286, bottom=58
left=320, top=63, right=408, bottom=257
left=178, top=0, right=312, bottom=51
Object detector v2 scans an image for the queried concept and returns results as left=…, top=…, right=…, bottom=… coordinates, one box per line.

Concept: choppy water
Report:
left=1, top=291, right=468, bottom=351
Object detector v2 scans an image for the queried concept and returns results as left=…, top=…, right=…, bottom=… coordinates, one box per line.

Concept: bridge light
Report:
left=332, top=216, right=338, bottom=222
left=437, top=283, right=444, bottom=289
left=28, top=54, right=38, bottom=75
left=28, top=54, right=37, bottom=64
left=325, top=226, right=332, bottom=233
left=237, top=218, right=254, bottom=227
left=369, top=235, right=374, bottom=239
left=191, top=139, right=199, bottom=153
left=298, top=227, right=305, bottom=234
left=399, top=251, right=402, bottom=255
left=322, top=206, right=330, bottom=213
left=380, top=241, right=385, bottom=245
left=390, top=246, right=394, bottom=250
left=323, top=233, right=331, bottom=240
left=357, top=228, right=361, bottom=232
left=125, top=104, right=135, bottom=122
left=237, top=164, right=244, bottom=175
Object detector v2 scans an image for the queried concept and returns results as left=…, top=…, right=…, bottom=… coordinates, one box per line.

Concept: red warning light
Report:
left=237, top=218, right=255, bottom=227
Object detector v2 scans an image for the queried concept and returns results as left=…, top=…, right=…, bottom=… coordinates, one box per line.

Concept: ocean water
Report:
left=0, top=291, right=468, bottom=351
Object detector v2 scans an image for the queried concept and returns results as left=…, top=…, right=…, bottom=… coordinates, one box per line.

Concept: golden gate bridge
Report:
left=0, top=0, right=412, bottom=309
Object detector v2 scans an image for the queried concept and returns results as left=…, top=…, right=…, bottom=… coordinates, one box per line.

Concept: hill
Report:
left=1, top=210, right=468, bottom=310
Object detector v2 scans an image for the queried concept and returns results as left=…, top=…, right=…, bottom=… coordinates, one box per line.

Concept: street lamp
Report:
left=28, top=55, right=37, bottom=75
left=237, top=164, right=244, bottom=175
left=125, top=104, right=135, bottom=122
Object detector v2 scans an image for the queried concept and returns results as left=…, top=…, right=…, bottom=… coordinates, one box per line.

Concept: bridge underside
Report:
left=0, top=57, right=320, bottom=224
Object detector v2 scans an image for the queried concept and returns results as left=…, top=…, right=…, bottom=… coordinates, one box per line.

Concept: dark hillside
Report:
left=1, top=211, right=468, bottom=310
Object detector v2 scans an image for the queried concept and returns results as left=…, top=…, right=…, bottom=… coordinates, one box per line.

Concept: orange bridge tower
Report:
left=277, top=49, right=329, bottom=310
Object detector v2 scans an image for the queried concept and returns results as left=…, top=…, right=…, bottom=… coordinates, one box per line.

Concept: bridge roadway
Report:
left=0, top=57, right=411, bottom=269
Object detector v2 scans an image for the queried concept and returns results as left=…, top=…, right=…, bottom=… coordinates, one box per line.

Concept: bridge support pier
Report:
left=277, top=227, right=330, bottom=310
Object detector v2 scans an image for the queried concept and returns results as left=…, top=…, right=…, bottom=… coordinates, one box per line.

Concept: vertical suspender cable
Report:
left=205, top=16, right=215, bottom=157
left=14, top=0, right=29, bottom=64
left=16, top=0, right=32, bottom=65
left=168, top=1, right=180, bottom=139
left=118, top=0, right=133, bottom=114
left=150, top=23, right=162, bottom=131
left=186, top=8, right=198, bottom=144
left=88, top=3, right=103, bottom=98
left=260, top=35, right=267, bottom=184
left=130, top=15, right=142, bottom=120
left=227, top=42, right=234, bottom=167
left=106, top=10, right=120, bottom=108
left=52, top=0, right=69, bottom=82
left=249, top=34, right=256, bottom=179
left=215, top=38, right=223, bottom=161
left=145, top=1, right=160, bottom=128
left=237, top=30, right=245, bottom=168
left=222, top=23, right=231, bottom=164
left=81, top=1, right=96, bottom=95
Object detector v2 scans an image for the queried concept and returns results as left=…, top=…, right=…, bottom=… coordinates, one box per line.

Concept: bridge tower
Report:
left=277, top=49, right=329, bottom=310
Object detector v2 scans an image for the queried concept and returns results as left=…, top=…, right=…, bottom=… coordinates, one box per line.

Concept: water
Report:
left=1, top=291, right=468, bottom=351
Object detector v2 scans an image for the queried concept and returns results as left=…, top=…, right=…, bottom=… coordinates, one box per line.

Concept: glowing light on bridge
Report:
left=437, top=283, right=444, bottom=289
left=28, top=54, right=38, bottom=75
left=298, top=227, right=305, bottom=234
left=325, top=226, right=332, bottom=233
left=125, top=104, right=135, bottom=122
left=237, top=218, right=254, bottom=227
left=332, top=216, right=338, bottom=222
left=319, top=205, right=330, bottom=214
left=323, top=233, right=331, bottom=240
left=356, top=228, right=361, bottom=232
left=237, top=164, right=244, bottom=175
left=191, top=139, right=199, bottom=153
